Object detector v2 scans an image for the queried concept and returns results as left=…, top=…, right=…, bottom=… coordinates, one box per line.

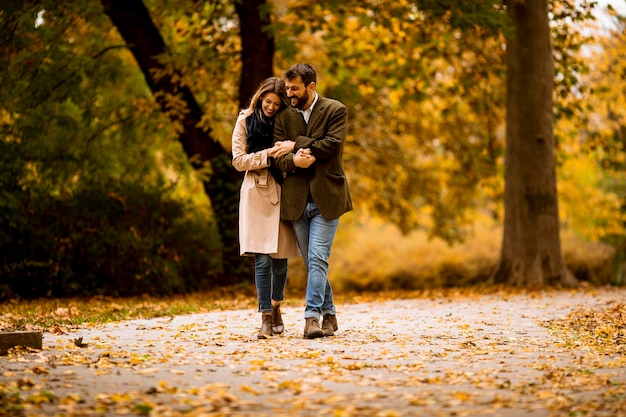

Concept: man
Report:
left=273, top=63, right=353, bottom=339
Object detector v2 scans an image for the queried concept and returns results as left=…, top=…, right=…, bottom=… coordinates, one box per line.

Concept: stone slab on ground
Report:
left=0, top=331, right=42, bottom=355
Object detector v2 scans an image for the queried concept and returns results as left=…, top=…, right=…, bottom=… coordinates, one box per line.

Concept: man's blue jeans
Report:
left=292, top=196, right=339, bottom=320
left=254, top=254, right=288, bottom=313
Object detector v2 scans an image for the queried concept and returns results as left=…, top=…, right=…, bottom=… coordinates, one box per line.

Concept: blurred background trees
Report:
left=1, top=0, right=624, bottom=299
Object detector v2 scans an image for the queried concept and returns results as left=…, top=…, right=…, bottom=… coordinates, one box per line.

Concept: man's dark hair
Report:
left=286, top=63, right=316, bottom=86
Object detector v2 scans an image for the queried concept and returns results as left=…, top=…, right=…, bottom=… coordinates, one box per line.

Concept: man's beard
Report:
left=290, top=91, right=309, bottom=110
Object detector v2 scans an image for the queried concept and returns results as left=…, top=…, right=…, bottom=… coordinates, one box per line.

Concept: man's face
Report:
left=286, top=76, right=311, bottom=110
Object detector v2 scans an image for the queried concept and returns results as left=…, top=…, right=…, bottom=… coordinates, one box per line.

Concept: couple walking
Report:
left=231, top=63, right=352, bottom=340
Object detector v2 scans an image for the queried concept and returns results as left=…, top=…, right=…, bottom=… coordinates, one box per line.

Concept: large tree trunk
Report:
left=493, top=0, right=577, bottom=287
left=101, top=0, right=248, bottom=285
left=234, top=0, right=275, bottom=109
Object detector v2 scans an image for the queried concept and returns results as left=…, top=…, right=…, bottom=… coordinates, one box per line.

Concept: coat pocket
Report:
left=253, top=169, right=269, bottom=188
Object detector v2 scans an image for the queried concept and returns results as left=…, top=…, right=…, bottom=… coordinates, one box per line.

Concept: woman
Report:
left=231, top=77, right=299, bottom=339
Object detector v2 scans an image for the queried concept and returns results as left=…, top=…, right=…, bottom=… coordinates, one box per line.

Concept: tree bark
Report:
left=493, top=0, right=577, bottom=287
left=101, top=0, right=248, bottom=284
left=234, top=0, right=275, bottom=109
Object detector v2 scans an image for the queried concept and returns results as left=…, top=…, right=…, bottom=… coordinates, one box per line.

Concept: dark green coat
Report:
left=273, top=95, right=353, bottom=221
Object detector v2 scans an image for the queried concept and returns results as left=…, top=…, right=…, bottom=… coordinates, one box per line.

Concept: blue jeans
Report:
left=254, top=254, right=288, bottom=313
left=292, top=196, right=339, bottom=320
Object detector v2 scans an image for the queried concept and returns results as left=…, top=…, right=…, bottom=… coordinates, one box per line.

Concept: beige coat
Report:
left=231, top=113, right=300, bottom=258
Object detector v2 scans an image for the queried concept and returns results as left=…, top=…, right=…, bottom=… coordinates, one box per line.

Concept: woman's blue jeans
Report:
left=292, top=196, right=339, bottom=320
left=254, top=253, right=288, bottom=313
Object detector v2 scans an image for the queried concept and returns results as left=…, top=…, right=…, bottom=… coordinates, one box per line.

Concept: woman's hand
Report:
left=266, top=145, right=280, bottom=158
left=269, top=140, right=295, bottom=158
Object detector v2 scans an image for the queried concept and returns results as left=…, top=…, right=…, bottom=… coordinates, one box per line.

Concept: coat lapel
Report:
left=306, top=96, right=324, bottom=136
left=289, top=107, right=306, bottom=134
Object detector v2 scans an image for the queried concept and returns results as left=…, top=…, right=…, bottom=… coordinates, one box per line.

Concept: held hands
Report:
left=293, top=148, right=316, bottom=168
left=268, top=140, right=295, bottom=158
left=267, top=141, right=315, bottom=168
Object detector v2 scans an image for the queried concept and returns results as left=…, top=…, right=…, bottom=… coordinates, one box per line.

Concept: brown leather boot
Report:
left=303, top=317, right=324, bottom=339
left=258, top=312, right=273, bottom=339
left=322, top=314, right=338, bottom=337
left=271, top=303, right=284, bottom=335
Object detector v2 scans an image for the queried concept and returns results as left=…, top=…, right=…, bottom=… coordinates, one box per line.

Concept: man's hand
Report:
left=294, top=148, right=316, bottom=168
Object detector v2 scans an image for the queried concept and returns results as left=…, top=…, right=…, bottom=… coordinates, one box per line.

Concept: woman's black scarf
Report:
left=246, top=109, right=283, bottom=184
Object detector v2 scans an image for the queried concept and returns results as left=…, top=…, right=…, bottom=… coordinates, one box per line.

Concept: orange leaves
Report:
left=548, top=302, right=626, bottom=356
left=0, top=289, right=256, bottom=333
left=1, top=287, right=625, bottom=416
left=277, top=379, right=303, bottom=394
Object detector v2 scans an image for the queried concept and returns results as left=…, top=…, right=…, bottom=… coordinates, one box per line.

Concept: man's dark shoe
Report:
left=271, top=304, right=284, bottom=335
left=322, top=314, right=338, bottom=336
left=303, top=317, right=324, bottom=339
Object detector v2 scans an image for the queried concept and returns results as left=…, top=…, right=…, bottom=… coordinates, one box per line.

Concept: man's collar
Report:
left=298, top=92, right=318, bottom=113
left=309, top=92, right=319, bottom=111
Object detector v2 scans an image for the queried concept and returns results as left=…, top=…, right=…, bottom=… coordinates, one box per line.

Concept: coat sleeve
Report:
left=232, top=113, right=271, bottom=172
left=273, top=110, right=297, bottom=172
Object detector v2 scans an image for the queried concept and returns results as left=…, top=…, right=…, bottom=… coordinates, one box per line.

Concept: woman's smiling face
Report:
left=261, top=92, right=283, bottom=117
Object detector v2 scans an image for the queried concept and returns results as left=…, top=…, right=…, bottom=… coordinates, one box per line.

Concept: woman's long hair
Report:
left=243, top=77, right=289, bottom=184
left=242, top=77, right=289, bottom=118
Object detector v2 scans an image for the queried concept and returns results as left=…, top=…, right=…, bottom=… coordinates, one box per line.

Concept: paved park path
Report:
left=1, top=286, right=625, bottom=416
